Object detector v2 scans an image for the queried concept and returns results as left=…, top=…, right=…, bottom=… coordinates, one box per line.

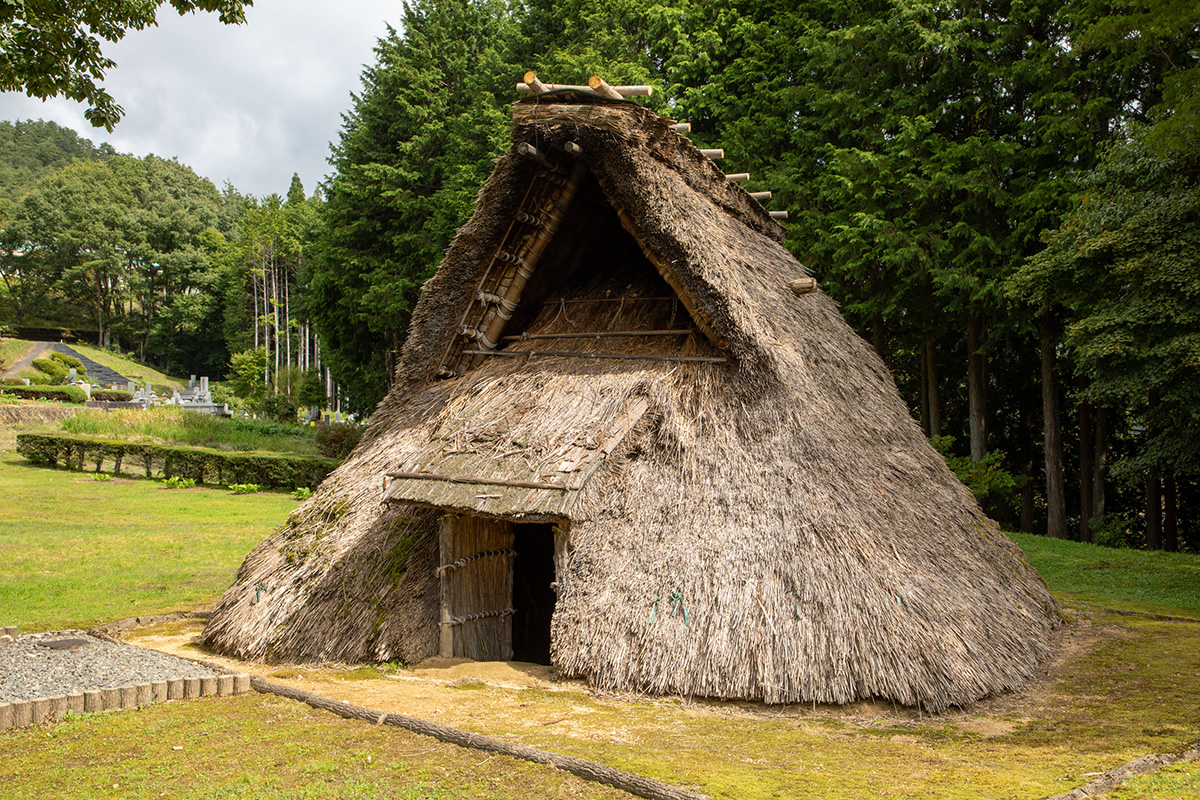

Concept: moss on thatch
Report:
left=204, top=94, right=1057, bottom=711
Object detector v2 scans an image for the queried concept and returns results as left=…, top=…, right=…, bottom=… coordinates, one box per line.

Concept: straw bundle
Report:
left=204, top=95, right=1057, bottom=711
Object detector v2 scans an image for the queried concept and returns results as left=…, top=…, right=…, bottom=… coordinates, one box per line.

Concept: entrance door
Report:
left=438, top=514, right=515, bottom=660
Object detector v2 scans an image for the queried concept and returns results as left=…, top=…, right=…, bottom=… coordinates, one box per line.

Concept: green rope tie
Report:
left=252, top=582, right=268, bottom=605
left=669, top=591, right=689, bottom=628
left=644, top=595, right=659, bottom=633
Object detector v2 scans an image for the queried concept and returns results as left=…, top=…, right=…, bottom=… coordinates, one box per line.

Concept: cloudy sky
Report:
left=0, top=0, right=400, bottom=198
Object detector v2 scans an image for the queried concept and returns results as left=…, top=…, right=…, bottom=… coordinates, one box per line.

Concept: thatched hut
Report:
left=204, top=88, right=1058, bottom=711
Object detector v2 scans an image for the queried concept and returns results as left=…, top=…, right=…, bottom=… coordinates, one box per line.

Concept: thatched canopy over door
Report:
left=438, top=514, right=515, bottom=660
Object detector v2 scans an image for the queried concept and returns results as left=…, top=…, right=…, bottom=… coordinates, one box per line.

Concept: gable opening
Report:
left=439, top=161, right=726, bottom=378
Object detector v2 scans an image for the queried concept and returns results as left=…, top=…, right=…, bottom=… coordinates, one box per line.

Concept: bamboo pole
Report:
left=515, top=82, right=653, bottom=97
left=463, top=349, right=728, bottom=364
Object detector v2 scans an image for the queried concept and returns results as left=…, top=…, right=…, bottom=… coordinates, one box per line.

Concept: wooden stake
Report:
left=789, top=277, right=818, bottom=296
left=749, top=191, right=773, bottom=200
left=699, top=148, right=724, bottom=159
left=668, top=122, right=692, bottom=133
left=523, top=71, right=549, bottom=94
left=769, top=210, right=789, bottom=220
left=725, top=173, right=750, bottom=181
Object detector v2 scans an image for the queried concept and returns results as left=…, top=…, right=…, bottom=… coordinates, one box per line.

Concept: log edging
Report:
left=250, top=677, right=710, bottom=800
left=1040, top=741, right=1200, bottom=800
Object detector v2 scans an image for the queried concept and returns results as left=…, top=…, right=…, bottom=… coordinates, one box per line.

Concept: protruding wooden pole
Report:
left=669, top=122, right=692, bottom=133
left=523, top=71, right=549, bottom=94
left=789, top=277, right=818, bottom=296
left=749, top=191, right=772, bottom=200
left=564, top=141, right=584, bottom=156
left=699, top=148, right=724, bottom=159
left=588, top=75, right=624, bottom=99
left=726, top=172, right=750, bottom=181
left=769, top=210, right=789, bottom=220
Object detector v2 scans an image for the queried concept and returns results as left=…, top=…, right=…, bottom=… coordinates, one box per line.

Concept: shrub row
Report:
left=16, top=433, right=340, bottom=488
left=1, top=384, right=88, bottom=403
left=89, top=390, right=134, bottom=401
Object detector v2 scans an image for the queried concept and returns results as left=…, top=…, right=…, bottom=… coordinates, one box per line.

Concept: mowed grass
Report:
left=0, top=337, right=35, bottom=372
left=58, top=406, right=320, bottom=455
left=0, top=450, right=294, bottom=631
left=1012, top=532, right=1200, bottom=617
left=67, top=341, right=187, bottom=390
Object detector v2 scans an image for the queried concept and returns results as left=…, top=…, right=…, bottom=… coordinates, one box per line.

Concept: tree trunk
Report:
left=1079, top=379, right=1094, bottom=543
left=967, top=317, right=987, bottom=462
left=1093, top=407, right=1108, bottom=520
left=1018, top=337, right=1036, bottom=533
left=872, top=314, right=886, bottom=360
left=1164, top=476, right=1178, bottom=552
left=925, top=339, right=941, bottom=437
left=1040, top=310, right=1067, bottom=539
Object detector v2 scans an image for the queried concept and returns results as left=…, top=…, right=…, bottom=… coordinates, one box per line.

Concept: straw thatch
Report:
left=204, top=93, right=1058, bottom=711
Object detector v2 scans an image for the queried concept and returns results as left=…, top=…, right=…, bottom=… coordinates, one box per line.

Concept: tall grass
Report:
left=59, top=406, right=319, bottom=455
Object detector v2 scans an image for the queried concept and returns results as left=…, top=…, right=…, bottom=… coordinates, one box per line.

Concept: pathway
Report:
left=1, top=341, right=129, bottom=387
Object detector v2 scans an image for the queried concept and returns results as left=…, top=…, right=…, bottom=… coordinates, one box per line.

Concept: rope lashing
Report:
left=669, top=591, right=690, bottom=627
left=644, top=595, right=659, bottom=633
left=435, top=549, right=517, bottom=577
left=440, top=608, right=515, bottom=627
left=251, top=582, right=268, bottom=605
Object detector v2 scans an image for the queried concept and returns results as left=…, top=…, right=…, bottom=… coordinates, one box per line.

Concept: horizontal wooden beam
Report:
left=769, top=210, right=789, bottom=220
left=387, top=471, right=567, bottom=491
left=463, top=348, right=728, bottom=364
left=749, top=191, right=772, bottom=201
left=699, top=148, right=724, bottom=159
left=515, top=82, right=653, bottom=97
left=501, top=329, right=693, bottom=341
left=725, top=172, right=750, bottom=181
left=669, top=122, right=692, bottom=133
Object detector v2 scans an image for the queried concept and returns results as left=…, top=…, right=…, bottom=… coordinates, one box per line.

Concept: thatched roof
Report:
left=204, top=93, right=1058, bottom=711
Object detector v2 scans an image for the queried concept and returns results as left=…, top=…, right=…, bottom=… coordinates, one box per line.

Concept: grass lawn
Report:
left=57, top=406, right=320, bottom=455
left=0, top=337, right=35, bottom=372
left=1, top=449, right=1199, bottom=799
left=0, top=450, right=295, bottom=631
left=66, top=342, right=187, bottom=390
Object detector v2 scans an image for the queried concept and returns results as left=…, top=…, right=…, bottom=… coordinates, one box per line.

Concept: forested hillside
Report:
left=2, top=0, right=1197, bottom=551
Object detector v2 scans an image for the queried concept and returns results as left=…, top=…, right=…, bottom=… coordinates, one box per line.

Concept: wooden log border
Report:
left=250, top=677, right=710, bottom=800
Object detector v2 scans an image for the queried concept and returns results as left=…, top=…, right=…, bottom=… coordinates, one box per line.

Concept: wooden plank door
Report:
left=438, top=514, right=515, bottom=661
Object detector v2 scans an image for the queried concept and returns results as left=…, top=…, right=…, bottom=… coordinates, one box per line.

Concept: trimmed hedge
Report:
left=90, top=389, right=134, bottom=401
left=16, top=433, right=340, bottom=489
left=31, top=357, right=67, bottom=380
left=2, top=384, right=88, bottom=403
left=49, top=351, right=83, bottom=369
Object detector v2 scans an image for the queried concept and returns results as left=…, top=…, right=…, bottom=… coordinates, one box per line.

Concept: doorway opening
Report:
left=511, top=522, right=557, bottom=664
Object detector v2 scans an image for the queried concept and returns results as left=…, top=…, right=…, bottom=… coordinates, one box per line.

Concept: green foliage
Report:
left=16, top=433, right=339, bottom=488
left=49, top=350, right=82, bottom=369
left=260, top=392, right=299, bottom=424
left=291, top=486, right=313, bottom=501
left=1014, top=125, right=1200, bottom=478
left=59, top=406, right=318, bottom=454
left=1, top=384, right=87, bottom=403
left=930, top=435, right=1024, bottom=517
left=0, top=120, right=117, bottom=214
left=228, top=482, right=262, bottom=494
left=296, top=367, right=326, bottom=409
left=310, top=0, right=517, bottom=413
left=88, top=389, right=133, bottom=401
left=314, top=421, right=363, bottom=460
left=161, top=475, right=197, bottom=489
left=0, top=1, right=252, bottom=130
left=227, top=347, right=268, bottom=403
left=30, top=356, right=67, bottom=382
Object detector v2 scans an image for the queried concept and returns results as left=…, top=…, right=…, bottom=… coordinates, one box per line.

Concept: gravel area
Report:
left=0, top=631, right=224, bottom=703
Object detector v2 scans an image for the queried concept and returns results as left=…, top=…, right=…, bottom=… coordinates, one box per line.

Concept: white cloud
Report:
left=0, top=0, right=397, bottom=198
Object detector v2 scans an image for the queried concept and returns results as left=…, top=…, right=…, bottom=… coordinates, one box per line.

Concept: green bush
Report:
left=228, top=483, right=262, bottom=494
left=261, top=393, right=299, bottom=424
left=49, top=351, right=84, bottom=369
left=315, top=422, right=363, bottom=459
left=15, top=433, right=338, bottom=488
left=31, top=357, right=67, bottom=382
left=930, top=435, right=1026, bottom=519
left=161, top=476, right=197, bottom=489
left=3, top=384, right=88, bottom=403
left=89, top=390, right=134, bottom=402
left=291, top=486, right=313, bottom=501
